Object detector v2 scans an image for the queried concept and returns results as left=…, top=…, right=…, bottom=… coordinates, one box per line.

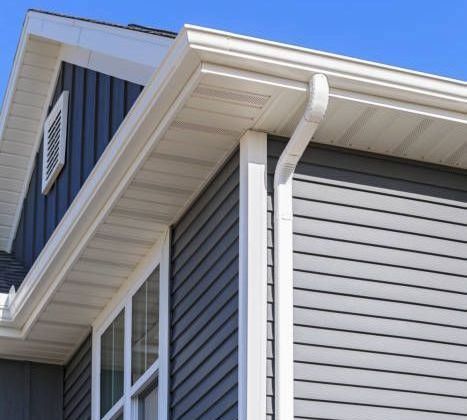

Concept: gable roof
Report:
left=0, top=10, right=174, bottom=252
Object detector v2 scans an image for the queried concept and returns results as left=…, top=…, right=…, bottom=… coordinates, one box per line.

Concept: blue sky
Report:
left=1, top=0, right=466, bottom=105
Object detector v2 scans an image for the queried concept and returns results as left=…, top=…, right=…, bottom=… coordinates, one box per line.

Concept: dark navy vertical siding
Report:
left=12, top=62, right=143, bottom=272
left=63, top=335, right=92, bottom=420
left=170, top=151, right=239, bottom=420
left=0, top=358, right=63, bottom=420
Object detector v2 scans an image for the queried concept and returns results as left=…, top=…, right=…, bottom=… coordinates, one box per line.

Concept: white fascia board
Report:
left=182, top=25, right=466, bottom=117
left=0, top=16, right=30, bottom=154
left=59, top=44, right=155, bottom=86
left=27, top=10, right=173, bottom=69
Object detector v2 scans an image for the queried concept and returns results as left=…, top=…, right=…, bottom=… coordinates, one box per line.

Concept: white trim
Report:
left=273, top=74, right=329, bottom=420
left=123, top=296, right=132, bottom=420
left=5, top=48, right=63, bottom=252
left=157, top=229, right=171, bottom=420
left=27, top=10, right=173, bottom=69
left=239, top=130, right=268, bottom=420
left=183, top=25, right=466, bottom=113
left=91, top=230, right=171, bottom=420
left=59, top=44, right=155, bottom=86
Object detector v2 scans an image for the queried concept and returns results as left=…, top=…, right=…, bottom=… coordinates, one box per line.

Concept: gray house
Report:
left=0, top=9, right=465, bottom=420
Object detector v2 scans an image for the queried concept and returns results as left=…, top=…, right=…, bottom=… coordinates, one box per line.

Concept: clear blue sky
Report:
left=1, top=0, right=466, bottom=105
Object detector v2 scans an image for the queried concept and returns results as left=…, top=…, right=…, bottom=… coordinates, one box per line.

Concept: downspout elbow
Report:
left=274, top=73, right=329, bottom=187
left=273, top=73, right=329, bottom=420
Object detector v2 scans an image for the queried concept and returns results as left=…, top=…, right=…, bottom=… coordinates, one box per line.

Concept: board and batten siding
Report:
left=13, top=61, right=143, bottom=271
left=267, top=135, right=467, bottom=420
left=170, top=151, right=239, bottom=419
left=63, top=334, right=92, bottom=420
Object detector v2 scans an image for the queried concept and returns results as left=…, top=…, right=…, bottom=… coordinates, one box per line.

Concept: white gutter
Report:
left=274, top=73, right=329, bottom=419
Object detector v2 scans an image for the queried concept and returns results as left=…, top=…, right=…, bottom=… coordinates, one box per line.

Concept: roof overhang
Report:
left=0, top=10, right=174, bottom=251
left=0, top=19, right=465, bottom=363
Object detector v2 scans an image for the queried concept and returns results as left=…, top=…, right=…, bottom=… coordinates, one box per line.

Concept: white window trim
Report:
left=92, top=229, right=171, bottom=420
left=238, top=131, right=268, bottom=420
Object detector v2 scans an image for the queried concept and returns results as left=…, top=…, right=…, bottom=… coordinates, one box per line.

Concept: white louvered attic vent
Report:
left=42, top=91, right=69, bottom=194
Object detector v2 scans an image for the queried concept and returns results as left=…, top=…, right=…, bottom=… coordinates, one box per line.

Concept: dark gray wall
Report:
left=0, top=358, right=63, bottom=420
left=13, top=62, right=143, bottom=271
left=63, top=335, right=92, bottom=420
left=268, top=136, right=467, bottom=420
left=170, top=151, right=239, bottom=419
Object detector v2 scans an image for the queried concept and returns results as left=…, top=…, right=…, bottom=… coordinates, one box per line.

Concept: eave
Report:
left=0, top=23, right=465, bottom=363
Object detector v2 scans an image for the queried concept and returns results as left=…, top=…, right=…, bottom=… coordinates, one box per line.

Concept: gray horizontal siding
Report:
left=170, top=151, right=239, bottom=420
left=0, top=358, right=63, bottom=420
left=267, top=136, right=467, bottom=420
left=63, top=335, right=92, bottom=420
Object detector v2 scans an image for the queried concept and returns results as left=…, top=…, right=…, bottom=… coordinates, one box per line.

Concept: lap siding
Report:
left=170, top=150, right=239, bottom=419
left=268, top=135, right=467, bottom=420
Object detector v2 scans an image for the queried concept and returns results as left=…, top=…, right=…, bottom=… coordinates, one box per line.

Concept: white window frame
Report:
left=92, top=229, right=170, bottom=420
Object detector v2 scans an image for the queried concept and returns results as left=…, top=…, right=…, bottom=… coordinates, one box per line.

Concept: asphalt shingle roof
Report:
left=0, top=251, right=27, bottom=293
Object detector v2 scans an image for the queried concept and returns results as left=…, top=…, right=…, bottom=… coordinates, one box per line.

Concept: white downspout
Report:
left=274, top=73, right=329, bottom=419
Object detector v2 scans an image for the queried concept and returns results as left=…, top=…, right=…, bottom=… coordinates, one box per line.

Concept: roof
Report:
left=27, top=9, right=178, bottom=38
left=0, top=251, right=26, bottom=293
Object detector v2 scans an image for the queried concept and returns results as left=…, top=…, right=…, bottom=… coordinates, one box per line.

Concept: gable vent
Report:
left=42, top=91, right=69, bottom=194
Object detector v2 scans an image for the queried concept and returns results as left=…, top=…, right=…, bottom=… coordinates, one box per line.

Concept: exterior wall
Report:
left=13, top=61, right=143, bottom=271
left=170, top=151, right=239, bottom=419
left=268, top=135, right=467, bottom=419
left=0, top=358, right=63, bottom=420
left=63, top=335, right=92, bottom=420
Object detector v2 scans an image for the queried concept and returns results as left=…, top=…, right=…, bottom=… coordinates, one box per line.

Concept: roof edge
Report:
left=182, top=25, right=466, bottom=114
left=28, top=9, right=177, bottom=38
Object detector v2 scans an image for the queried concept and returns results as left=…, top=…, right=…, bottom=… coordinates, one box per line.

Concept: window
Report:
left=100, top=310, right=125, bottom=417
left=137, top=381, right=158, bottom=420
left=93, top=233, right=169, bottom=420
left=132, top=268, right=159, bottom=384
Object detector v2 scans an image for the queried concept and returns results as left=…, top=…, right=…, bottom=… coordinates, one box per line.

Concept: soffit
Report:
left=0, top=64, right=292, bottom=363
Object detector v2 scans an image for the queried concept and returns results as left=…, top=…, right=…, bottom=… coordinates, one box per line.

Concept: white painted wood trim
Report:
left=239, top=130, right=268, bottom=420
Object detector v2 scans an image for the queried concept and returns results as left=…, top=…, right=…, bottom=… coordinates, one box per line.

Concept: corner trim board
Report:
left=239, top=130, right=268, bottom=420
